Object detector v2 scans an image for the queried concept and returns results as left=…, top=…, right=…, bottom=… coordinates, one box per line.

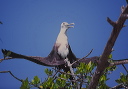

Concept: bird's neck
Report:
left=56, top=28, right=68, bottom=43
left=59, top=28, right=67, bottom=34
left=56, top=28, right=69, bottom=59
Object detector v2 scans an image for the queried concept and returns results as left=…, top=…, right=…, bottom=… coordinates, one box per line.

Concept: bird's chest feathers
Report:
left=56, top=34, right=69, bottom=58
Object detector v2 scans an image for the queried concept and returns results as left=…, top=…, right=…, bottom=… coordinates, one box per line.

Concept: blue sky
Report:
left=0, top=0, right=128, bottom=89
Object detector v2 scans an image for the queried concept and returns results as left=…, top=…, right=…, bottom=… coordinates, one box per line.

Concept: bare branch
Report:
left=122, top=64, right=128, bottom=74
left=0, top=71, right=22, bottom=82
left=71, top=49, right=93, bottom=66
left=53, top=68, right=74, bottom=76
left=109, top=59, right=128, bottom=67
left=110, top=83, right=128, bottom=89
left=81, top=49, right=94, bottom=59
left=107, top=17, right=116, bottom=27
left=0, top=57, right=13, bottom=62
left=88, top=5, right=128, bottom=89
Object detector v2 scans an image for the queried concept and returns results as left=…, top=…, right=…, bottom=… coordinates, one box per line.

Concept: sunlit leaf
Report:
left=108, top=54, right=112, bottom=59
left=20, top=78, right=30, bottom=89
left=33, top=76, right=40, bottom=85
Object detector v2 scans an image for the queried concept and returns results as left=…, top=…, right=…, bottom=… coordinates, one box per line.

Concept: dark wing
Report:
left=46, top=43, right=65, bottom=65
left=1, top=49, right=65, bottom=66
left=1, top=49, right=100, bottom=67
left=67, top=45, right=77, bottom=63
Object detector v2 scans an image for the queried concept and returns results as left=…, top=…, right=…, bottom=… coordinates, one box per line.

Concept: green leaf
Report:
left=51, top=83, right=59, bottom=89
left=32, top=76, right=40, bottom=85
left=44, top=68, right=53, bottom=76
left=20, top=78, right=30, bottom=89
left=115, top=79, right=122, bottom=84
left=106, top=66, right=116, bottom=72
left=42, top=77, right=54, bottom=88
left=108, top=54, right=112, bottom=59
left=100, top=75, right=106, bottom=82
left=45, top=68, right=49, bottom=74
left=97, top=83, right=110, bottom=89
left=76, top=62, right=95, bottom=74
left=87, top=61, right=91, bottom=71
left=86, top=61, right=95, bottom=73
left=56, top=74, right=67, bottom=87
left=115, top=73, right=128, bottom=84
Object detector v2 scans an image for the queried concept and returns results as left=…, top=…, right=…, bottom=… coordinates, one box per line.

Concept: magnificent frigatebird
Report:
left=1, top=22, right=100, bottom=81
left=1, top=22, right=78, bottom=69
left=48, top=22, right=77, bottom=65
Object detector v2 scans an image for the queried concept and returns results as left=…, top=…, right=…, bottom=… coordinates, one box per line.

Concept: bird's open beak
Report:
left=68, top=23, right=75, bottom=28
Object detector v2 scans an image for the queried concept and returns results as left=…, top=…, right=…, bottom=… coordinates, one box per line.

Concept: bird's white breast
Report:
left=56, top=34, right=69, bottom=58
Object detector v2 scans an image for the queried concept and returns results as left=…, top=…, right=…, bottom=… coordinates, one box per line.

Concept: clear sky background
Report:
left=0, top=0, right=128, bottom=89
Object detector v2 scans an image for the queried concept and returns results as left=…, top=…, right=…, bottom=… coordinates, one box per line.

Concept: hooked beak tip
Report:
left=70, top=23, right=75, bottom=25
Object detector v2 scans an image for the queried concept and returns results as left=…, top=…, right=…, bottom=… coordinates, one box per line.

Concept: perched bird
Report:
left=1, top=22, right=77, bottom=68
left=48, top=22, right=77, bottom=66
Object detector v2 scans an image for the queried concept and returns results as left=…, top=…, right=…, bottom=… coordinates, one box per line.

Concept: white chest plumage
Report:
left=56, top=33, right=69, bottom=59
left=55, top=22, right=74, bottom=59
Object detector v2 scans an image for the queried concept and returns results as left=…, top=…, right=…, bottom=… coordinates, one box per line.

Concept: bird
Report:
left=48, top=22, right=77, bottom=65
left=1, top=22, right=77, bottom=68
left=1, top=22, right=100, bottom=81
left=56, top=22, right=74, bottom=60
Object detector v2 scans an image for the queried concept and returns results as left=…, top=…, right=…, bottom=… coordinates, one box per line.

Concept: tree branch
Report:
left=122, top=64, right=128, bottom=74
left=0, top=71, right=22, bottom=82
left=88, top=5, right=128, bottom=89
left=109, top=59, right=128, bottom=67
left=71, top=49, right=93, bottom=66
left=110, top=83, right=128, bottom=89
left=107, top=17, right=116, bottom=27
left=0, top=57, right=13, bottom=62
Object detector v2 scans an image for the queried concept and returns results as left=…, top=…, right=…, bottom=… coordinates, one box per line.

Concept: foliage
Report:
left=20, top=78, right=30, bottom=89
left=115, top=73, right=128, bottom=85
left=20, top=58, right=119, bottom=89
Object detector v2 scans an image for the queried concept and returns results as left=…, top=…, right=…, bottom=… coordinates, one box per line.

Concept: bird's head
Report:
left=61, top=22, right=74, bottom=30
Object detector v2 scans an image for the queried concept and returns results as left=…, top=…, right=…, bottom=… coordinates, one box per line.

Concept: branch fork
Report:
left=88, top=5, right=128, bottom=89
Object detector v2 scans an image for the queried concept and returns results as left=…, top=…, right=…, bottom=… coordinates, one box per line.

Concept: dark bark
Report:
left=88, top=5, right=128, bottom=89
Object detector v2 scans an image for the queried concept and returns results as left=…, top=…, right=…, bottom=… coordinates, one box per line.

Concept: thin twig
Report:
left=0, top=71, right=42, bottom=89
left=52, top=69, right=59, bottom=81
left=71, top=49, right=93, bottom=66
left=81, top=49, right=94, bottom=59
left=0, top=57, right=13, bottom=63
left=110, top=83, right=128, bottom=89
left=0, top=71, right=22, bottom=82
left=52, top=68, right=78, bottom=76
left=122, top=64, right=128, bottom=74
